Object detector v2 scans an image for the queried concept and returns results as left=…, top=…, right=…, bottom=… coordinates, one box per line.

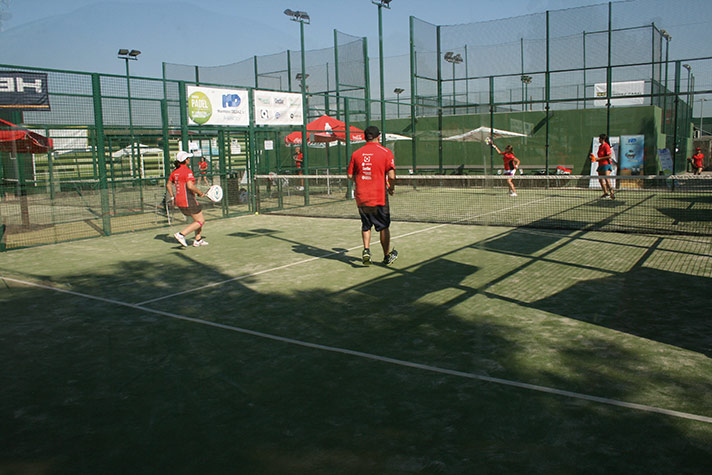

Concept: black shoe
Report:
left=362, top=248, right=372, bottom=265
left=383, top=249, right=399, bottom=266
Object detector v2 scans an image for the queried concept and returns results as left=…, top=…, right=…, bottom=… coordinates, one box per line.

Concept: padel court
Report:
left=2, top=212, right=711, bottom=473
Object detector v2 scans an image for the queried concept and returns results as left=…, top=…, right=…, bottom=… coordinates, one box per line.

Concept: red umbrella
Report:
left=285, top=115, right=364, bottom=145
left=0, top=118, right=53, bottom=154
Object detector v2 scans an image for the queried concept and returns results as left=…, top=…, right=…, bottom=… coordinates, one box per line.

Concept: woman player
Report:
left=491, top=142, right=521, bottom=196
left=167, top=151, right=209, bottom=247
left=590, top=134, right=615, bottom=200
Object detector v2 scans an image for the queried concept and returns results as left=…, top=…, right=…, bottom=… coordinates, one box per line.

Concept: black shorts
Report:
left=359, top=205, right=390, bottom=232
left=178, top=195, right=202, bottom=216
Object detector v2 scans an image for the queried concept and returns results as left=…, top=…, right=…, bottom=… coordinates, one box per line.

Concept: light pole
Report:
left=444, top=52, right=463, bottom=114
left=372, top=0, right=392, bottom=138
left=285, top=9, right=310, bottom=198
left=660, top=29, right=671, bottom=133
left=521, top=75, right=532, bottom=111
left=117, top=49, right=140, bottom=175
left=393, top=88, right=404, bottom=118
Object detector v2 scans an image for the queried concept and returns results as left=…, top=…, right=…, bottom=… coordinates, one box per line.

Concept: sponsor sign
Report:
left=0, top=71, right=50, bottom=110
left=619, top=135, right=645, bottom=174
left=186, top=85, right=249, bottom=126
left=594, top=81, right=645, bottom=107
left=253, top=90, right=303, bottom=126
left=658, top=148, right=673, bottom=175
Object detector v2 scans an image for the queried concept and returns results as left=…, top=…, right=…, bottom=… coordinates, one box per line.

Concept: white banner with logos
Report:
left=186, top=85, right=249, bottom=126
left=253, top=90, right=303, bottom=126
left=594, top=81, right=645, bottom=107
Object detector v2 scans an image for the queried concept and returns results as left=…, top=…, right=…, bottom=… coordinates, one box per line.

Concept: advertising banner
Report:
left=186, top=85, right=249, bottom=126
left=619, top=135, right=645, bottom=175
left=589, top=136, right=619, bottom=189
left=0, top=71, right=50, bottom=111
left=253, top=90, right=303, bottom=126
left=658, top=149, right=673, bottom=175
left=594, top=81, right=645, bottom=107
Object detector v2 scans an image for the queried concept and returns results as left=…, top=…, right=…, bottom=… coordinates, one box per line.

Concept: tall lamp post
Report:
left=393, top=88, right=404, bottom=118
left=699, top=98, right=707, bottom=137
left=285, top=9, right=310, bottom=199
left=660, top=29, right=671, bottom=133
left=372, top=0, right=392, bottom=138
left=117, top=48, right=141, bottom=178
left=521, top=75, right=532, bottom=111
left=444, top=52, right=463, bottom=114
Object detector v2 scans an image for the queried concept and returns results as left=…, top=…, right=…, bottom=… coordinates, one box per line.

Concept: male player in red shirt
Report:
left=347, top=125, right=398, bottom=266
left=166, top=151, right=208, bottom=247
left=689, top=147, right=704, bottom=175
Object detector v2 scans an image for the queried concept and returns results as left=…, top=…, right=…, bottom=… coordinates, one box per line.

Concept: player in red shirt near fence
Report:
left=689, top=147, right=704, bottom=175
left=590, top=133, right=616, bottom=200
left=347, top=125, right=398, bottom=266
left=491, top=142, right=521, bottom=196
left=166, top=151, right=208, bottom=247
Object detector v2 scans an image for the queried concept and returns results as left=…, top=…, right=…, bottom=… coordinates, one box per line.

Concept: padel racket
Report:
left=205, top=184, right=223, bottom=203
left=485, top=136, right=493, bottom=146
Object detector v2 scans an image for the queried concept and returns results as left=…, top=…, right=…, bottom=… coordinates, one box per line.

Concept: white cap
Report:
left=176, top=151, right=193, bottom=162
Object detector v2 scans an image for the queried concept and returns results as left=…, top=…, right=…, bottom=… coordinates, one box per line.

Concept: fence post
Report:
left=91, top=73, right=111, bottom=236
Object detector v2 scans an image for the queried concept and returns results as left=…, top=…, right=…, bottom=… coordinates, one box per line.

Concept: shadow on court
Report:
left=1, top=234, right=710, bottom=473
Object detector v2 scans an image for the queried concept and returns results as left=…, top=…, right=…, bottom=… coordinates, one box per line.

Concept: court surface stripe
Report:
left=3, top=275, right=711, bottom=425
left=137, top=196, right=554, bottom=305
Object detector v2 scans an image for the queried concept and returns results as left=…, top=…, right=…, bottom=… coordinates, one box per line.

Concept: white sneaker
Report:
left=193, top=238, right=209, bottom=247
left=174, top=232, right=188, bottom=247
left=297, top=186, right=304, bottom=191
left=509, top=192, right=517, bottom=197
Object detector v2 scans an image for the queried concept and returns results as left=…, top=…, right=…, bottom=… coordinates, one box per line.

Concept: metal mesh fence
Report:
left=255, top=173, right=712, bottom=237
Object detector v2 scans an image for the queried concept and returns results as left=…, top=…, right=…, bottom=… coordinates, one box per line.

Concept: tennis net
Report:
left=254, top=174, right=712, bottom=236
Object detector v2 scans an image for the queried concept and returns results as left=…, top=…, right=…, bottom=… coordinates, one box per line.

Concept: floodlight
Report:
left=118, top=49, right=129, bottom=55
left=660, top=29, right=671, bottom=40
left=284, top=8, right=310, bottom=23
left=452, top=53, right=463, bottom=63
left=393, top=88, right=405, bottom=94
left=683, top=63, right=692, bottom=71
left=372, top=0, right=392, bottom=7
left=128, top=49, right=141, bottom=57
left=296, top=73, right=309, bottom=80
left=444, top=51, right=454, bottom=61
left=521, top=75, right=532, bottom=84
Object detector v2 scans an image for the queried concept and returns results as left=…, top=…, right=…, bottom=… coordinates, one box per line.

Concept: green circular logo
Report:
left=188, top=91, right=212, bottom=125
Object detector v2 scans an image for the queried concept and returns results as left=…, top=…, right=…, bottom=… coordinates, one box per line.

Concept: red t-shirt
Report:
left=692, top=153, right=704, bottom=168
left=294, top=152, right=303, bottom=168
left=503, top=152, right=517, bottom=170
left=347, top=142, right=395, bottom=207
left=169, top=164, right=196, bottom=207
left=199, top=160, right=208, bottom=175
left=597, top=142, right=612, bottom=166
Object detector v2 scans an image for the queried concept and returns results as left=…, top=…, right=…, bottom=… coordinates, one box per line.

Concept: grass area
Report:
left=1, top=214, right=711, bottom=473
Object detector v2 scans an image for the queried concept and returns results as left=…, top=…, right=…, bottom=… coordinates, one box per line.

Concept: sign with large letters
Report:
left=0, top=71, right=51, bottom=111
left=594, top=81, right=645, bottom=107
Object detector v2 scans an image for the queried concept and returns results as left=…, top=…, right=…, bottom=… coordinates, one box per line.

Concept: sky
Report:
left=1, top=0, right=710, bottom=112
left=1, top=0, right=623, bottom=78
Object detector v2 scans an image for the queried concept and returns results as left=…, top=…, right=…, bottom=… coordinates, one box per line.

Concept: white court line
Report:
left=138, top=195, right=555, bottom=305
left=2, top=274, right=711, bottom=425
